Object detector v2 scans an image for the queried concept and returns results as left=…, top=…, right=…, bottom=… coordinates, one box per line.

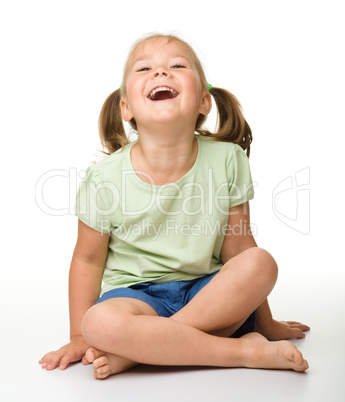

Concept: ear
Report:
left=120, top=98, right=134, bottom=122
left=198, top=92, right=212, bottom=116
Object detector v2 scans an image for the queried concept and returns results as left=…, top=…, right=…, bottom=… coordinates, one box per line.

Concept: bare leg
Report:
left=82, top=248, right=308, bottom=378
left=83, top=300, right=308, bottom=372
left=84, top=297, right=159, bottom=378
left=171, top=247, right=277, bottom=333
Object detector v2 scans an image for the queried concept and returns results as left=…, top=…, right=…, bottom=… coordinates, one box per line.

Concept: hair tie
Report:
left=119, top=83, right=123, bottom=90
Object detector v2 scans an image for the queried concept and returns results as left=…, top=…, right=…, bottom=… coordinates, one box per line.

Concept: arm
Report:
left=69, top=220, right=109, bottom=339
left=220, top=202, right=310, bottom=340
left=220, top=201, right=257, bottom=264
left=39, top=220, right=109, bottom=370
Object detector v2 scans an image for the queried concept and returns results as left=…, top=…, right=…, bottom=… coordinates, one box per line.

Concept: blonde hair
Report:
left=99, top=33, right=252, bottom=156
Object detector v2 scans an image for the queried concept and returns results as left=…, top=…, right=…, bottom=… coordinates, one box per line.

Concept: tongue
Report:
left=153, top=91, right=174, bottom=101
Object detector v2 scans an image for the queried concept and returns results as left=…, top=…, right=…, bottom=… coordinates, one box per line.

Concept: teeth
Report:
left=149, top=86, right=178, bottom=99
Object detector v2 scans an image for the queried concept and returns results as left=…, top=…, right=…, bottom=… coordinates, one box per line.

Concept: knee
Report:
left=81, top=304, right=105, bottom=346
left=81, top=303, right=126, bottom=347
left=245, top=247, right=278, bottom=287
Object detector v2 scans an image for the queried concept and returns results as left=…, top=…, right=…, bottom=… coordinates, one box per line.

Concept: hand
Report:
left=39, top=335, right=90, bottom=371
left=256, top=319, right=310, bottom=341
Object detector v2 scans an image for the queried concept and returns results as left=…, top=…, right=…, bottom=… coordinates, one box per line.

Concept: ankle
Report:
left=219, top=338, right=246, bottom=368
left=236, top=335, right=265, bottom=368
left=234, top=338, right=249, bottom=368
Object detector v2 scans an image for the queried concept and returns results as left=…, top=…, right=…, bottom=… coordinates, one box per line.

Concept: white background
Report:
left=1, top=0, right=344, bottom=401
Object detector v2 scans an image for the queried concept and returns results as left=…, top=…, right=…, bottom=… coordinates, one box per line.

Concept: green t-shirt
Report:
left=75, top=135, right=254, bottom=295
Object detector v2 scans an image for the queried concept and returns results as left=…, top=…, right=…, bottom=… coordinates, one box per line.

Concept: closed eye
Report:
left=171, top=64, right=185, bottom=69
left=137, top=67, right=151, bottom=72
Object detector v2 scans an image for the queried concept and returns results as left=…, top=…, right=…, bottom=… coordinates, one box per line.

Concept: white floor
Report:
left=1, top=269, right=345, bottom=402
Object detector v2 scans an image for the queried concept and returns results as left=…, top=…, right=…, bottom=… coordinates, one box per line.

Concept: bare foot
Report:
left=239, top=332, right=309, bottom=372
left=84, top=347, right=138, bottom=379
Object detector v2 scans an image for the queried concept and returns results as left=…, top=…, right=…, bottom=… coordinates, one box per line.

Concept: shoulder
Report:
left=83, top=142, right=133, bottom=182
left=197, top=136, right=247, bottom=161
left=95, top=142, right=132, bottom=170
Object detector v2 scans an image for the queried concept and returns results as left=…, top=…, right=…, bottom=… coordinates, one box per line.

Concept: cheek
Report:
left=126, top=76, right=142, bottom=100
left=185, top=80, right=202, bottom=107
left=185, top=75, right=202, bottom=99
left=127, top=87, right=143, bottom=111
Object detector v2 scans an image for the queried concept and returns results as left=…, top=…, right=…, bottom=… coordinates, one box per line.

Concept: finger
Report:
left=285, top=321, right=310, bottom=330
left=293, top=325, right=310, bottom=332
left=39, top=353, right=56, bottom=369
left=287, top=323, right=311, bottom=332
left=45, top=353, right=64, bottom=370
left=59, top=352, right=82, bottom=370
left=39, top=352, right=55, bottom=366
left=39, top=355, right=49, bottom=366
left=300, top=324, right=310, bottom=332
left=288, top=328, right=306, bottom=339
left=58, top=354, right=73, bottom=370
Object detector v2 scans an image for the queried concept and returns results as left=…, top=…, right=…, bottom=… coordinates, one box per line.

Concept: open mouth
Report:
left=148, top=86, right=179, bottom=101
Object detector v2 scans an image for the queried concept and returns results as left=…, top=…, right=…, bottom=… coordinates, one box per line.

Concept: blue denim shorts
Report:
left=96, top=271, right=256, bottom=338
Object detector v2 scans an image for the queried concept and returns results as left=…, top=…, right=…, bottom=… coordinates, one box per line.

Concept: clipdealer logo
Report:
left=272, top=167, right=310, bottom=235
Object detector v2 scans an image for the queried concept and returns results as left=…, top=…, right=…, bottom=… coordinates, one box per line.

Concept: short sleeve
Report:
left=228, top=145, right=255, bottom=208
left=75, top=165, right=119, bottom=233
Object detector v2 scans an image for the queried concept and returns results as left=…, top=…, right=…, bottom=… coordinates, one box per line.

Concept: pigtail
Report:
left=98, top=89, right=129, bottom=155
left=197, top=87, right=252, bottom=157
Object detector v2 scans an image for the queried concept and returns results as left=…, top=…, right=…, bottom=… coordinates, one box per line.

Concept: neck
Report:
left=130, top=123, right=198, bottom=185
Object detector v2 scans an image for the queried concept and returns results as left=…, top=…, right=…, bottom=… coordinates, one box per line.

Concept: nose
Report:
left=153, top=67, right=169, bottom=78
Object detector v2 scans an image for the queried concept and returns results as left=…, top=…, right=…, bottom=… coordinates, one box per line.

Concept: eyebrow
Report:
left=132, top=54, right=190, bottom=66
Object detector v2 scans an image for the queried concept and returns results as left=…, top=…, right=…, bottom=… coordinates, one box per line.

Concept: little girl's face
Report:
left=121, top=38, right=210, bottom=129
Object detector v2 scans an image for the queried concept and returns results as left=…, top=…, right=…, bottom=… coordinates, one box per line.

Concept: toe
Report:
left=87, top=346, right=105, bottom=360
left=290, top=347, right=303, bottom=364
left=96, top=363, right=110, bottom=375
left=93, top=356, right=108, bottom=369
left=94, top=368, right=110, bottom=380
left=294, top=358, right=309, bottom=372
left=290, top=348, right=309, bottom=371
left=82, top=356, right=90, bottom=365
left=85, top=348, right=95, bottom=363
left=303, top=359, right=309, bottom=371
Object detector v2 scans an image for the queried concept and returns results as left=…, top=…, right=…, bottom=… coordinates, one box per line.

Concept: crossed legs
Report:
left=81, top=247, right=308, bottom=378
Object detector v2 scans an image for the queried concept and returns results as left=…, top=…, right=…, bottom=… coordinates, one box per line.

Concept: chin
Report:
left=150, top=110, right=181, bottom=123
